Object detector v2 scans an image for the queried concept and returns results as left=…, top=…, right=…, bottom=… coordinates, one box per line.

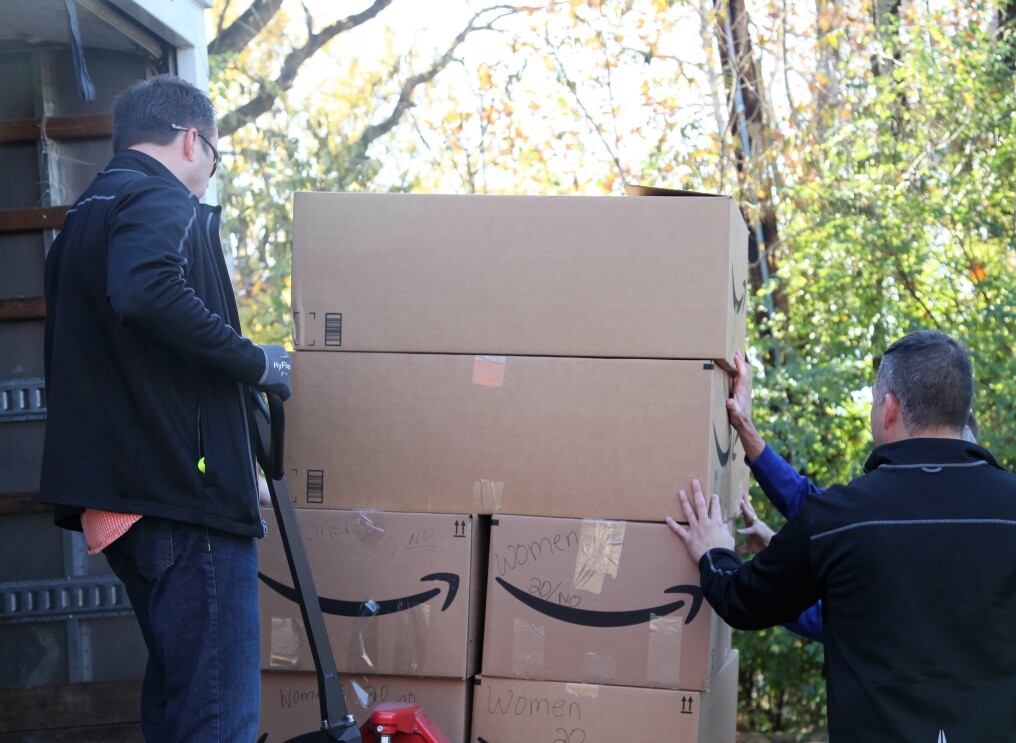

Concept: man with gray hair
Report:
left=669, top=330, right=1016, bottom=741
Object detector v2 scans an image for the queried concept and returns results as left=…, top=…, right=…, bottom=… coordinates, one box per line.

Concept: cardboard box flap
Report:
left=624, top=183, right=732, bottom=199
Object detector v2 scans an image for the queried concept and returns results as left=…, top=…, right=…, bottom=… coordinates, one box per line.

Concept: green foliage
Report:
left=734, top=624, right=827, bottom=735
left=773, top=2, right=1016, bottom=473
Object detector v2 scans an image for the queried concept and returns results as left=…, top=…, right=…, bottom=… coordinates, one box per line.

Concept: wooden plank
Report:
left=0, top=113, right=113, bottom=144
left=0, top=206, right=69, bottom=233
left=0, top=298, right=46, bottom=322
left=0, top=724, right=143, bottom=743
left=0, top=679, right=142, bottom=733
left=0, top=119, right=40, bottom=143
left=77, top=0, right=165, bottom=61
left=0, top=492, right=49, bottom=515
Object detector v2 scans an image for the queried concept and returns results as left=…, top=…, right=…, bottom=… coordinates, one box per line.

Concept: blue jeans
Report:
left=104, top=517, right=260, bottom=742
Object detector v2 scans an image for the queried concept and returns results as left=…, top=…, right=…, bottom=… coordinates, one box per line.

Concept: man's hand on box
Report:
left=666, top=479, right=735, bottom=563
left=726, top=350, right=766, bottom=461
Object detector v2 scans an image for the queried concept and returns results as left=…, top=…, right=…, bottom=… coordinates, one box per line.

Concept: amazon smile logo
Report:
left=495, top=578, right=703, bottom=627
left=713, top=423, right=731, bottom=466
left=258, top=571, right=460, bottom=616
left=731, top=268, right=746, bottom=313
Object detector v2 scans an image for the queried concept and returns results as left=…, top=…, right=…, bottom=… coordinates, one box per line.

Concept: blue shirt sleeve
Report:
left=783, top=602, right=824, bottom=643
left=748, top=444, right=823, bottom=518
left=746, top=444, right=826, bottom=642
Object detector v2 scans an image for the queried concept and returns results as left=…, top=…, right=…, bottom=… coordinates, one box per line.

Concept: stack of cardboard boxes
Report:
left=256, top=188, right=750, bottom=742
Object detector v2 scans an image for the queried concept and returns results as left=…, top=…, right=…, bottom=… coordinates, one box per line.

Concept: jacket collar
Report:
left=864, top=437, right=1002, bottom=474
left=103, top=149, right=195, bottom=201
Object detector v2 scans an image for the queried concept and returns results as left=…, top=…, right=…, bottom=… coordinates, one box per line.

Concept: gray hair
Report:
left=872, top=330, right=973, bottom=436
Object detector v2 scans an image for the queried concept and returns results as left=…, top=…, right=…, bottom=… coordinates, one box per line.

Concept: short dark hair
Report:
left=872, top=330, right=973, bottom=435
left=112, top=74, right=217, bottom=153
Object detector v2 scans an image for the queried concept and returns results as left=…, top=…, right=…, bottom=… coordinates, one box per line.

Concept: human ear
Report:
left=882, top=392, right=902, bottom=431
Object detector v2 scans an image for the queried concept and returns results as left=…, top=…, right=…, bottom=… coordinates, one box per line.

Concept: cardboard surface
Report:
left=731, top=428, right=751, bottom=503
left=481, top=515, right=731, bottom=691
left=470, top=650, right=739, bottom=743
left=258, top=671, right=472, bottom=743
left=284, top=351, right=747, bottom=522
left=291, top=191, right=748, bottom=365
left=258, top=509, right=487, bottom=678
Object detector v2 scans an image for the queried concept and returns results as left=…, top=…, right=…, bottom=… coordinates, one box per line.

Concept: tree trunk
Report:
left=995, top=0, right=1016, bottom=71
left=712, top=0, right=787, bottom=321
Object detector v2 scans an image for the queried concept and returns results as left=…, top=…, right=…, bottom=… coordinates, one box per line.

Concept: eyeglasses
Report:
left=170, top=123, right=221, bottom=177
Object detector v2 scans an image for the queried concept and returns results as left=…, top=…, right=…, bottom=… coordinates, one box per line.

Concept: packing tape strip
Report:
left=574, top=519, right=625, bottom=595
left=472, top=355, right=507, bottom=387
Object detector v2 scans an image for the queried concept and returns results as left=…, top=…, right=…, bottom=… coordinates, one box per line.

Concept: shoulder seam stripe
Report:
left=812, top=518, right=1016, bottom=541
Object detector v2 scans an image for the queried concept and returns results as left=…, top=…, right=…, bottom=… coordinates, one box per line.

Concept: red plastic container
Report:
left=359, top=702, right=452, bottom=743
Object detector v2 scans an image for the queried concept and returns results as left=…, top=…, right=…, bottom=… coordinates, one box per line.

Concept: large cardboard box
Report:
left=258, top=509, right=487, bottom=679
left=284, top=351, right=746, bottom=522
left=291, top=190, right=749, bottom=365
left=481, top=515, right=731, bottom=691
left=470, top=650, right=738, bottom=743
left=258, top=671, right=472, bottom=743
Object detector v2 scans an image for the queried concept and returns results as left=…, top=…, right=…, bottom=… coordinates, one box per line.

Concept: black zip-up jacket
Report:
left=699, top=438, right=1016, bottom=741
left=41, top=150, right=267, bottom=538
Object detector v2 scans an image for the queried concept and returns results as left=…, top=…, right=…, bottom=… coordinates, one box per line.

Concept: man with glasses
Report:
left=41, top=74, right=292, bottom=742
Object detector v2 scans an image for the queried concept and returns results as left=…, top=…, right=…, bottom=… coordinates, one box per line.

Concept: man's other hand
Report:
left=736, top=491, right=775, bottom=555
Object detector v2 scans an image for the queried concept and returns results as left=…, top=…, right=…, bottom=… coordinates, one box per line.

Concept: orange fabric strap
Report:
left=81, top=509, right=142, bottom=555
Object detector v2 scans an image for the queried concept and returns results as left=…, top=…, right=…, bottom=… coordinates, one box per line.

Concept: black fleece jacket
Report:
left=41, top=150, right=267, bottom=538
left=700, top=438, right=1016, bottom=741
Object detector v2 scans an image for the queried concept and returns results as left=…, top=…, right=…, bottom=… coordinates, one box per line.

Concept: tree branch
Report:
left=351, top=7, right=517, bottom=158
left=216, top=0, right=396, bottom=137
left=209, top=0, right=285, bottom=57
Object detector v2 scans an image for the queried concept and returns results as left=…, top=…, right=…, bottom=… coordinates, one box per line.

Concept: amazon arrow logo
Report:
left=258, top=571, right=460, bottom=616
left=731, top=268, right=747, bottom=313
left=495, top=578, right=702, bottom=627
left=713, top=424, right=731, bottom=466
